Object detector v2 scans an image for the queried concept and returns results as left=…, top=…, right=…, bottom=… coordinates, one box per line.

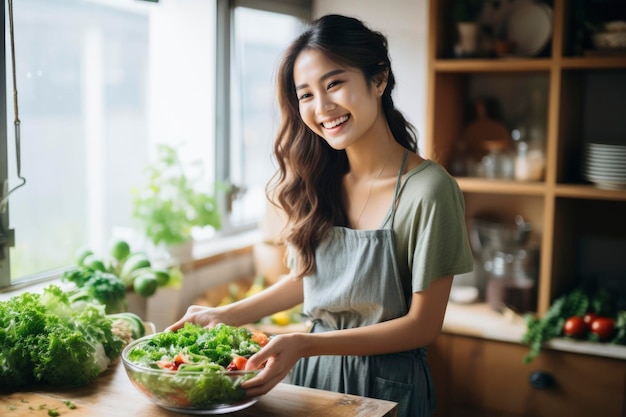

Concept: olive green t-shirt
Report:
left=381, top=159, right=474, bottom=297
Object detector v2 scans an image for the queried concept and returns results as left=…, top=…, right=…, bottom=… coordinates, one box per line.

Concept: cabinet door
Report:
left=447, top=336, right=625, bottom=417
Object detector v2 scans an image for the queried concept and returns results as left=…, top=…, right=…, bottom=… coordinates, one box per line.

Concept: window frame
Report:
left=1, top=1, right=11, bottom=288
left=215, top=0, right=311, bottom=234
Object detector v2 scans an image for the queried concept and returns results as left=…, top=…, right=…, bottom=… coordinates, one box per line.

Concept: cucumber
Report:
left=120, top=252, right=151, bottom=282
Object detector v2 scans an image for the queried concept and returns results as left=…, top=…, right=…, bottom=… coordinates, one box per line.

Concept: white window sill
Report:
left=0, top=229, right=263, bottom=300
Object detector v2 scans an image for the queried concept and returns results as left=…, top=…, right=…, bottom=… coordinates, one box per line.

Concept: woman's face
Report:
left=293, top=49, right=385, bottom=150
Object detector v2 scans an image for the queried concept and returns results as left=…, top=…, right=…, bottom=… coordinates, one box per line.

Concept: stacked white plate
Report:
left=583, top=143, right=626, bottom=190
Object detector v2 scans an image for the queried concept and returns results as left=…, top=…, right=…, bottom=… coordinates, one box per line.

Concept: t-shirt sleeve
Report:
left=407, top=168, right=474, bottom=292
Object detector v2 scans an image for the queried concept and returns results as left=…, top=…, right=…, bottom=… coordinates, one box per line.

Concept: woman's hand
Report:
left=241, top=332, right=307, bottom=398
left=166, top=305, right=230, bottom=331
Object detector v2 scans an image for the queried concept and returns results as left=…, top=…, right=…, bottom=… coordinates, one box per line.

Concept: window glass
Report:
left=5, top=0, right=216, bottom=281
left=2, top=0, right=309, bottom=286
left=227, top=7, right=304, bottom=227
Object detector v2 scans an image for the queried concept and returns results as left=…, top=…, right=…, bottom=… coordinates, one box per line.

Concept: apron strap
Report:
left=389, top=149, right=409, bottom=229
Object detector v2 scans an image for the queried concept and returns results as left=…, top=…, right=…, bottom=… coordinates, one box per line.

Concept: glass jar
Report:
left=481, top=140, right=514, bottom=180
left=514, top=141, right=546, bottom=181
left=485, top=249, right=535, bottom=313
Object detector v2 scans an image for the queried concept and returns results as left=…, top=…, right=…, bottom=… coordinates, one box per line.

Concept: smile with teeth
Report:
left=322, top=115, right=350, bottom=129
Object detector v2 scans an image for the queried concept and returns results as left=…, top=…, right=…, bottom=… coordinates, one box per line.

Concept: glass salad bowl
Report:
left=121, top=324, right=266, bottom=415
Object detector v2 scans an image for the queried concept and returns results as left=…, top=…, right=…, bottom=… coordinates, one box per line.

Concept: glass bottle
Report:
left=482, top=140, right=515, bottom=179
left=486, top=250, right=535, bottom=314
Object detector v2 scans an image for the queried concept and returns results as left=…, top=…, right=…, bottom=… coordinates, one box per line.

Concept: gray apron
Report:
left=291, top=150, right=435, bottom=417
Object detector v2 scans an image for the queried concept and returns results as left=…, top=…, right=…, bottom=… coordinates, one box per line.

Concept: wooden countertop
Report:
left=1, top=360, right=398, bottom=417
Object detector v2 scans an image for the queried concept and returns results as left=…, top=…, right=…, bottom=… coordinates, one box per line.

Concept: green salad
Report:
left=124, top=323, right=268, bottom=408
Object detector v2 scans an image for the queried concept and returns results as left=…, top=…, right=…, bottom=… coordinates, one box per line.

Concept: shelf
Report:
left=554, top=184, right=626, bottom=201
left=434, top=56, right=626, bottom=72
left=433, top=58, right=552, bottom=72
left=561, top=56, right=626, bottom=69
left=455, top=180, right=626, bottom=201
left=456, top=178, right=546, bottom=195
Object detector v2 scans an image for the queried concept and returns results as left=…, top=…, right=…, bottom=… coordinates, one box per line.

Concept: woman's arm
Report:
left=299, top=275, right=452, bottom=356
left=241, top=276, right=453, bottom=397
left=167, top=273, right=303, bottom=331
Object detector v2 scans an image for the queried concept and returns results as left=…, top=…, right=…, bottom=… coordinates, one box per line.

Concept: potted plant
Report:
left=131, top=144, right=222, bottom=260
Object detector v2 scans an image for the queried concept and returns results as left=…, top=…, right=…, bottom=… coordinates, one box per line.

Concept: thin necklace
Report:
left=351, top=148, right=394, bottom=229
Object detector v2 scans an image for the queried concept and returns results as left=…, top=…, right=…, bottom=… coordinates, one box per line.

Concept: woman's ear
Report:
left=375, top=70, right=389, bottom=96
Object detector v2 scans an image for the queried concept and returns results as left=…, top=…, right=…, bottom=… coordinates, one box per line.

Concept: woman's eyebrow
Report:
left=295, top=69, right=346, bottom=91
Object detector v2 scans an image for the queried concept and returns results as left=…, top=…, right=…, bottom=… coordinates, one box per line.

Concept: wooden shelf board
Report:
left=561, top=57, right=626, bottom=69
left=433, top=58, right=552, bottom=72
left=554, top=184, right=626, bottom=201
left=456, top=178, right=546, bottom=195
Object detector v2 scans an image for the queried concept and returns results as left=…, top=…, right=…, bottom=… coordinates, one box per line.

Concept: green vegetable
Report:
left=0, top=285, right=127, bottom=390
left=153, top=269, right=171, bottom=287
left=133, top=272, right=158, bottom=297
left=110, top=240, right=131, bottom=263
left=82, top=255, right=107, bottom=272
left=612, top=311, right=626, bottom=345
left=75, top=247, right=94, bottom=267
left=108, top=312, right=146, bottom=340
left=126, top=323, right=262, bottom=407
left=522, top=288, right=590, bottom=363
left=521, top=287, right=626, bottom=363
left=64, top=268, right=127, bottom=314
left=120, top=252, right=151, bottom=286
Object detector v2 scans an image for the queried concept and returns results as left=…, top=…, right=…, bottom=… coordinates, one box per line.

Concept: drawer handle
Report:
left=529, top=371, right=555, bottom=389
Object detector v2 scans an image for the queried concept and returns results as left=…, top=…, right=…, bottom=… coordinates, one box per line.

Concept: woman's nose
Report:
left=316, top=96, right=335, bottom=114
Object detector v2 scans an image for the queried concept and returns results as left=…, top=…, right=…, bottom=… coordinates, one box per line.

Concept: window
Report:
left=217, top=0, right=310, bottom=230
left=0, top=0, right=310, bottom=287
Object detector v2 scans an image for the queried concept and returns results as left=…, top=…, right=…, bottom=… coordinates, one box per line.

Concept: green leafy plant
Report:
left=132, top=144, right=222, bottom=246
left=0, top=285, right=144, bottom=390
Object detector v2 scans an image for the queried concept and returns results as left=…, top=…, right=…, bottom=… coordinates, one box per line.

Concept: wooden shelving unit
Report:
left=426, top=0, right=626, bottom=315
left=427, top=4, right=626, bottom=414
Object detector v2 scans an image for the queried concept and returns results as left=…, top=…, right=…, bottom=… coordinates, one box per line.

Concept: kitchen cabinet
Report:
left=426, top=0, right=626, bottom=315
left=428, top=332, right=626, bottom=417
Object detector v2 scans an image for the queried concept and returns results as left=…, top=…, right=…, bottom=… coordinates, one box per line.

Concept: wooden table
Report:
left=1, top=361, right=398, bottom=417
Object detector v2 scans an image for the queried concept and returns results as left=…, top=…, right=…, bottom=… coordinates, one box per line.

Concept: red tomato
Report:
left=251, top=330, right=269, bottom=347
left=563, top=316, right=586, bottom=337
left=583, top=312, right=598, bottom=329
left=590, top=317, right=615, bottom=341
left=227, top=355, right=248, bottom=371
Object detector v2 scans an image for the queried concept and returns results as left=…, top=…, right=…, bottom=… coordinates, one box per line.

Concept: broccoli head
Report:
left=69, top=271, right=128, bottom=314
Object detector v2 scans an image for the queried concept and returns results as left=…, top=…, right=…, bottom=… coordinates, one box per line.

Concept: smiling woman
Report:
left=0, top=0, right=310, bottom=288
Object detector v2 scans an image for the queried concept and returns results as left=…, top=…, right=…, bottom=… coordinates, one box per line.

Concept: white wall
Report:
left=312, top=0, right=429, bottom=155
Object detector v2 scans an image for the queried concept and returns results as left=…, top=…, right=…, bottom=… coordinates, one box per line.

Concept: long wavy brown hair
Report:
left=267, top=14, right=418, bottom=278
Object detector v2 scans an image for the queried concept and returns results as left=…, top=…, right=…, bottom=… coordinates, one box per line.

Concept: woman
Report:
left=168, top=14, right=473, bottom=416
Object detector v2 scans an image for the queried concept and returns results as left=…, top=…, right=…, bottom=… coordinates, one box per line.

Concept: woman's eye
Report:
left=298, top=92, right=312, bottom=101
left=327, top=80, right=342, bottom=90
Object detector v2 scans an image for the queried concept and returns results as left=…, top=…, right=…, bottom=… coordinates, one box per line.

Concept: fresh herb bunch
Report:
left=64, top=268, right=127, bottom=314
left=522, top=287, right=624, bottom=363
left=0, top=285, right=143, bottom=390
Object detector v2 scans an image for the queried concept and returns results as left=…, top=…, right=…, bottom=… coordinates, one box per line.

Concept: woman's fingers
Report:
left=165, top=305, right=212, bottom=331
